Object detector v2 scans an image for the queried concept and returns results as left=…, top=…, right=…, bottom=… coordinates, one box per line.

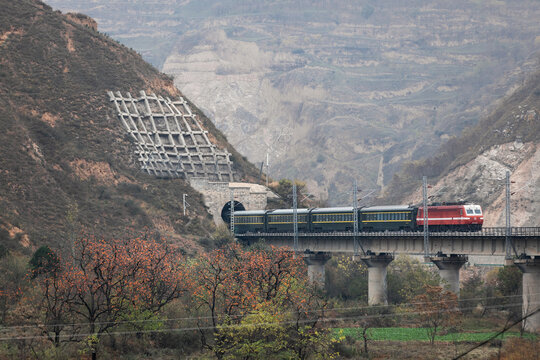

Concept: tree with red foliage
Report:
left=413, top=284, right=460, bottom=345
left=191, top=243, right=336, bottom=359
left=32, top=236, right=190, bottom=359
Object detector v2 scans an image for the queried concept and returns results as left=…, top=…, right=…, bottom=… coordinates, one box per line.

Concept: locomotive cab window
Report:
left=466, top=209, right=473, bottom=215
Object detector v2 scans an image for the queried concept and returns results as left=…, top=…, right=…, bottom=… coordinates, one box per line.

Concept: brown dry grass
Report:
left=353, top=340, right=502, bottom=360
left=490, top=338, right=540, bottom=360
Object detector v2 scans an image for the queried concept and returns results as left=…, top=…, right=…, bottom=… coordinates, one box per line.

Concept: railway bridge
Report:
left=237, top=227, right=540, bottom=333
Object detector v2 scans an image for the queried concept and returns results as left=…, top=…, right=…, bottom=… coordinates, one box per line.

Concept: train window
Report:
left=475, top=209, right=481, bottom=214
left=466, top=209, right=473, bottom=215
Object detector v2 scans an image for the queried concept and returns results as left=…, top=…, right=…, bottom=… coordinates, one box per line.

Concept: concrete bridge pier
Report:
left=303, top=251, right=331, bottom=288
left=431, top=254, right=468, bottom=296
left=514, top=257, right=540, bottom=333
left=361, top=253, right=394, bottom=305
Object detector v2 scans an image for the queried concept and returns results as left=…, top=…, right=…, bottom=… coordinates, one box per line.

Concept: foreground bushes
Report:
left=0, top=238, right=337, bottom=359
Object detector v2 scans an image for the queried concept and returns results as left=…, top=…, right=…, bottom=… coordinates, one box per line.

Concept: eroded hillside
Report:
left=47, top=0, right=540, bottom=203
left=386, top=65, right=540, bottom=226
left=0, top=0, right=258, bottom=254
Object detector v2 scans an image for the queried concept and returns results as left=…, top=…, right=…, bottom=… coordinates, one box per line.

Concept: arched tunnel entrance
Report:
left=221, top=201, right=246, bottom=224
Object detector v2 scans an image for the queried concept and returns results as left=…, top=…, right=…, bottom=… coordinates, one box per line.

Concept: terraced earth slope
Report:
left=0, top=0, right=258, bottom=254
left=47, top=0, right=540, bottom=204
left=384, top=65, right=540, bottom=226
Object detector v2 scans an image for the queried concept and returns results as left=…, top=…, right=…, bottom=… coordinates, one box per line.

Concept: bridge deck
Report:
left=236, top=227, right=540, bottom=256
left=236, top=227, right=540, bottom=238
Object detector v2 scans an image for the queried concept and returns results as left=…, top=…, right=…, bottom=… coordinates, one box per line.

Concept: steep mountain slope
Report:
left=382, top=61, right=540, bottom=226
left=47, top=0, right=540, bottom=204
left=0, top=0, right=259, bottom=254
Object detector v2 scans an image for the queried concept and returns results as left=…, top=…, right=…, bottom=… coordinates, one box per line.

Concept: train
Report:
left=233, top=203, right=483, bottom=234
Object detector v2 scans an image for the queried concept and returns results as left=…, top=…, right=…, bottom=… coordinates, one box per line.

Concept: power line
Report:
left=0, top=292, right=534, bottom=332
left=0, top=301, right=532, bottom=342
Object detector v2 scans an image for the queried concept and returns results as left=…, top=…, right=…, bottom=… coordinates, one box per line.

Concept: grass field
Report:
left=335, top=327, right=538, bottom=342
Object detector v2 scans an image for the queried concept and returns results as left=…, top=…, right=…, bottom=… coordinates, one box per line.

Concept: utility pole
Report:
left=353, top=180, right=360, bottom=258
left=266, top=152, right=270, bottom=188
left=229, top=190, right=235, bottom=235
left=293, top=182, right=298, bottom=255
left=505, top=171, right=511, bottom=260
left=182, top=194, right=188, bottom=216
left=423, top=176, right=430, bottom=260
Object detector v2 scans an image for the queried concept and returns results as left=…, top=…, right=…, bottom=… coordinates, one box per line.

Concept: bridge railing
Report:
left=236, top=227, right=540, bottom=237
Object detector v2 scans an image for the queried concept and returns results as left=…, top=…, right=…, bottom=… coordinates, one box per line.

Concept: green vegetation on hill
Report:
left=0, top=0, right=259, bottom=253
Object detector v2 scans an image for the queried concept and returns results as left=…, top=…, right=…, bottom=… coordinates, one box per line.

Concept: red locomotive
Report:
left=417, top=204, right=483, bottom=231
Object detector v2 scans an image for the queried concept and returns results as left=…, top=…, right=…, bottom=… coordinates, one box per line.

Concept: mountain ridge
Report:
left=383, top=61, right=540, bottom=225
left=45, top=0, right=540, bottom=203
left=0, top=0, right=259, bottom=254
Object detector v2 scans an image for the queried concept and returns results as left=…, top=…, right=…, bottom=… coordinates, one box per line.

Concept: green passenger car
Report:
left=359, top=205, right=417, bottom=232
left=266, top=209, right=310, bottom=233
left=310, top=207, right=354, bottom=232
left=234, top=210, right=266, bottom=234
